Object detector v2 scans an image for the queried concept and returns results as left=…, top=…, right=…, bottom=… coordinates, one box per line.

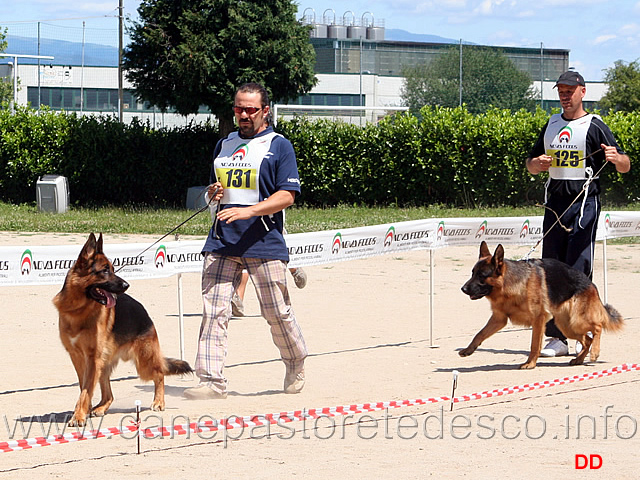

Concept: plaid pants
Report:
left=194, top=252, right=307, bottom=393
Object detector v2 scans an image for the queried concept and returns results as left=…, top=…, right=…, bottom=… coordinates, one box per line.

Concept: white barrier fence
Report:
left=4, top=212, right=640, bottom=287
left=2, top=212, right=639, bottom=354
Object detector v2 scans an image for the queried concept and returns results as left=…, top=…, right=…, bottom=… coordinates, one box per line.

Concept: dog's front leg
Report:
left=520, top=316, right=545, bottom=369
left=459, top=313, right=508, bottom=357
left=91, top=364, right=115, bottom=417
left=70, top=356, right=101, bottom=427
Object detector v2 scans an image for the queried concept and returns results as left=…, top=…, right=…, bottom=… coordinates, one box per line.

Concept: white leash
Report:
left=521, top=149, right=606, bottom=261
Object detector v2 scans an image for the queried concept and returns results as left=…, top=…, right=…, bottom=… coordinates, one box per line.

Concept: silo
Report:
left=362, top=12, right=385, bottom=40
left=311, top=23, right=328, bottom=38
left=324, top=8, right=346, bottom=38
left=328, top=23, right=347, bottom=38
left=347, top=24, right=367, bottom=39
left=343, top=10, right=364, bottom=39
left=367, top=24, right=385, bottom=40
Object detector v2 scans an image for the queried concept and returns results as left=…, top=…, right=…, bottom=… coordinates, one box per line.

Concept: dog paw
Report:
left=569, top=358, right=584, bottom=366
left=68, top=416, right=86, bottom=427
left=458, top=347, right=475, bottom=357
left=150, top=402, right=165, bottom=412
left=519, top=362, right=536, bottom=370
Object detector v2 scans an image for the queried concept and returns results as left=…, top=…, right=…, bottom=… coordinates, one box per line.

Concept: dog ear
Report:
left=492, top=244, right=505, bottom=273
left=96, top=233, right=104, bottom=254
left=479, top=240, right=490, bottom=258
left=76, top=233, right=97, bottom=267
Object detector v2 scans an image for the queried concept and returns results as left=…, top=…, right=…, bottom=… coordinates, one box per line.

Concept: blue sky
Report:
left=3, top=0, right=639, bottom=81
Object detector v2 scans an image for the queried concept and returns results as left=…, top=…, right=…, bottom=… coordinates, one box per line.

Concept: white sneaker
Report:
left=290, top=268, right=307, bottom=289
left=231, top=293, right=245, bottom=317
left=575, top=332, right=593, bottom=355
left=284, top=367, right=305, bottom=394
left=540, top=338, right=569, bottom=357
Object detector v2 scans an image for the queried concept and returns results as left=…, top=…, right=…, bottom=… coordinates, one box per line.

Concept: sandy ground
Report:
left=0, top=232, right=638, bottom=479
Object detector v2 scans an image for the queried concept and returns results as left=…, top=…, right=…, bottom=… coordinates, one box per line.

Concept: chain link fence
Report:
left=2, top=17, right=122, bottom=67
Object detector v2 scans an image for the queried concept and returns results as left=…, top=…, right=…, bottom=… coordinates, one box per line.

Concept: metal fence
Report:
left=2, top=17, right=121, bottom=67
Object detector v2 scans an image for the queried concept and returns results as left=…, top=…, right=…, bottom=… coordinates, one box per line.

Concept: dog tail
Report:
left=603, top=304, right=624, bottom=332
left=164, top=358, right=193, bottom=376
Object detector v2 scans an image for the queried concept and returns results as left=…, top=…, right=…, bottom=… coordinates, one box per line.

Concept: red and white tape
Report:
left=2, top=363, right=637, bottom=454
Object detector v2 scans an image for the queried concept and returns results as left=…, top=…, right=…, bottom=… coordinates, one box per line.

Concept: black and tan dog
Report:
left=459, top=241, right=623, bottom=369
left=54, top=233, right=192, bottom=426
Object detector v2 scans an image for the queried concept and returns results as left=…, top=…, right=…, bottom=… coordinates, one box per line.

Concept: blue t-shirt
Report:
left=201, top=127, right=301, bottom=261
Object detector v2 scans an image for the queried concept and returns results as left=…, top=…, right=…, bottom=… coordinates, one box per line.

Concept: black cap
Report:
left=554, top=71, right=585, bottom=88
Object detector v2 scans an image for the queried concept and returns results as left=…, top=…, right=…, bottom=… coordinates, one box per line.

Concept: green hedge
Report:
left=0, top=107, right=216, bottom=206
left=1, top=106, right=638, bottom=207
left=281, top=107, right=640, bottom=207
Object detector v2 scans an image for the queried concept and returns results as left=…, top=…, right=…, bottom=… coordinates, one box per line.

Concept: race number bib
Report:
left=216, top=167, right=258, bottom=190
left=214, top=132, right=278, bottom=205
left=544, top=114, right=593, bottom=180
left=547, top=149, right=584, bottom=169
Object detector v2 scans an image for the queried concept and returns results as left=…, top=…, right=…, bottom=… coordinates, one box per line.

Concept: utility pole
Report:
left=459, top=39, right=463, bottom=107
left=540, top=42, right=544, bottom=110
left=118, top=0, right=124, bottom=122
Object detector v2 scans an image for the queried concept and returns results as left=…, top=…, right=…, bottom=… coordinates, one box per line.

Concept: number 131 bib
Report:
left=214, top=131, right=279, bottom=205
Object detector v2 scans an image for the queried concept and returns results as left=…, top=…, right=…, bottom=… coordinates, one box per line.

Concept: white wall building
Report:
left=1, top=41, right=609, bottom=127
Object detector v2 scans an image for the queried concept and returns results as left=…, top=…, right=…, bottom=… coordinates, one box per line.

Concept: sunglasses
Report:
left=233, top=105, right=263, bottom=115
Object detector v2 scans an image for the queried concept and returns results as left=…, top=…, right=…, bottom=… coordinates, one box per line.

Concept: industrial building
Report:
left=1, top=9, right=607, bottom=126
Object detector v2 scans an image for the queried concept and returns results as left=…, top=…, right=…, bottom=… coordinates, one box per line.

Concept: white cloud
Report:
left=538, top=0, right=604, bottom=5
left=434, top=0, right=467, bottom=7
left=516, top=9, right=536, bottom=18
left=620, top=23, right=639, bottom=35
left=593, top=34, right=617, bottom=45
left=473, top=0, right=506, bottom=15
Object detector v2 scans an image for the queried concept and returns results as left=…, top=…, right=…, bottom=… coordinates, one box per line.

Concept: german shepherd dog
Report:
left=460, top=241, right=623, bottom=369
left=54, top=233, right=192, bottom=426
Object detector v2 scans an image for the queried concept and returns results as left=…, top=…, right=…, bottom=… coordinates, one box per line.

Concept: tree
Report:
left=401, top=46, right=537, bottom=115
left=600, top=59, right=640, bottom=113
left=0, top=28, right=13, bottom=106
left=123, top=0, right=317, bottom=136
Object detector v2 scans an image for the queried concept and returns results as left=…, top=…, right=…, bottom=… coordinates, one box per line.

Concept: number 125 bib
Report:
left=544, top=113, right=594, bottom=180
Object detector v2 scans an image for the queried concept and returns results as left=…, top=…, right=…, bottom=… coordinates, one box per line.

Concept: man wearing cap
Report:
left=526, top=70, right=630, bottom=357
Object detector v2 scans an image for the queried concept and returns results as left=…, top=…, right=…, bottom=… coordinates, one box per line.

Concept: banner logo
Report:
left=331, top=233, right=342, bottom=254
left=520, top=219, right=530, bottom=238
left=475, top=220, right=488, bottom=238
left=384, top=226, right=395, bottom=248
left=21, top=249, right=33, bottom=275
left=155, top=245, right=167, bottom=268
left=437, top=221, right=445, bottom=242
left=603, top=214, right=633, bottom=231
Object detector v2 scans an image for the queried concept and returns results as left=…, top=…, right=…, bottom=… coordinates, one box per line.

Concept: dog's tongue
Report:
left=105, top=292, right=117, bottom=308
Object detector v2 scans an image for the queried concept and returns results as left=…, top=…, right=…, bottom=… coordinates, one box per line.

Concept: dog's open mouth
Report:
left=89, top=287, right=118, bottom=308
left=468, top=293, right=486, bottom=300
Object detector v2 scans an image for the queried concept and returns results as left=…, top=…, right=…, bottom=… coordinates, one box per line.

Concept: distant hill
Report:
left=385, top=29, right=462, bottom=44
left=2, top=35, right=118, bottom=66
left=2, top=29, right=463, bottom=67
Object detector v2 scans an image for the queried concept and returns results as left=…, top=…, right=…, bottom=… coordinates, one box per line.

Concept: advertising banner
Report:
left=2, top=212, right=639, bottom=287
